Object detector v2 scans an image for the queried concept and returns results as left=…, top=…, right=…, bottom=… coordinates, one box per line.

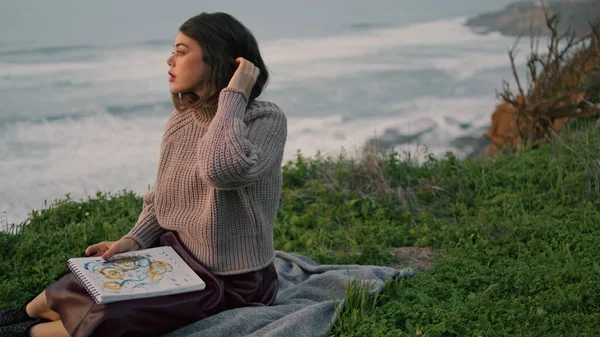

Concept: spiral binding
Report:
left=67, top=260, right=102, bottom=303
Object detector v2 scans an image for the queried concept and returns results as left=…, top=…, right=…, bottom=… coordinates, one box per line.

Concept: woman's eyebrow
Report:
left=173, top=43, right=190, bottom=48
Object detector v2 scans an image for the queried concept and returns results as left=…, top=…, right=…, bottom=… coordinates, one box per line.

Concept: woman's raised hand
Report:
left=227, top=57, right=259, bottom=97
left=85, top=238, right=141, bottom=260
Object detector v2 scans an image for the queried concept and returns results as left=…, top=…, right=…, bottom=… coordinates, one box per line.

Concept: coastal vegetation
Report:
left=486, top=8, right=600, bottom=156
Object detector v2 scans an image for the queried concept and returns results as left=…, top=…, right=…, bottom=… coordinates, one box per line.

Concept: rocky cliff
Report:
left=466, top=0, right=600, bottom=37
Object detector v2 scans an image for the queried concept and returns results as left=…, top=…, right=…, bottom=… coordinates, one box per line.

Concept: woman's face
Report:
left=167, top=32, right=206, bottom=95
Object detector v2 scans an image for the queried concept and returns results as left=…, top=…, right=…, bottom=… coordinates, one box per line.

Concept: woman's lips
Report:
left=169, top=72, right=176, bottom=82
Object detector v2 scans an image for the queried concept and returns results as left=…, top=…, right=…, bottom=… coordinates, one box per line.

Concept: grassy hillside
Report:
left=1, top=117, right=599, bottom=336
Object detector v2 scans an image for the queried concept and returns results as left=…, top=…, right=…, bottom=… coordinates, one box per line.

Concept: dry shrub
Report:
left=488, top=10, right=600, bottom=156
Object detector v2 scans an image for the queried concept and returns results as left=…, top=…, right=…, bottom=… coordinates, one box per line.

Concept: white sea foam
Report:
left=0, top=94, right=496, bottom=226
left=1, top=17, right=531, bottom=90
left=0, top=112, right=167, bottom=227
left=0, top=16, right=529, bottom=227
left=284, top=95, right=496, bottom=164
left=0, top=62, right=93, bottom=77
left=261, top=17, right=507, bottom=64
left=262, top=17, right=533, bottom=84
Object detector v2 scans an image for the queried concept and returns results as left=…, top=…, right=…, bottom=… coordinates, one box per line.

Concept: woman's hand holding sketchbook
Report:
left=68, top=246, right=206, bottom=304
left=85, top=237, right=141, bottom=260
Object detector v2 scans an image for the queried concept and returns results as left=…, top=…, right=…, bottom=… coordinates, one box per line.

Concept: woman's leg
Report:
left=29, top=320, right=70, bottom=337
left=25, top=291, right=60, bottom=322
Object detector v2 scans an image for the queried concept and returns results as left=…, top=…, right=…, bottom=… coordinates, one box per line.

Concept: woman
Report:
left=0, top=11, right=287, bottom=337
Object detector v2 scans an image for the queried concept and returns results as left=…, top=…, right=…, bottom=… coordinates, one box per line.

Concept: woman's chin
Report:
left=170, top=84, right=186, bottom=93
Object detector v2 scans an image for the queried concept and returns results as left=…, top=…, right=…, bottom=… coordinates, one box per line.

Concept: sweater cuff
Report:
left=219, top=87, right=249, bottom=118
left=123, top=214, right=163, bottom=249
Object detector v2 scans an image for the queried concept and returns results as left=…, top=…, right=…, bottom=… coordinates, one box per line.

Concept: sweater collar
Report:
left=190, top=104, right=218, bottom=126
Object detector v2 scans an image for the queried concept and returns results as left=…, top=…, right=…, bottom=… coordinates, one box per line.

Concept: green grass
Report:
left=1, top=120, right=599, bottom=336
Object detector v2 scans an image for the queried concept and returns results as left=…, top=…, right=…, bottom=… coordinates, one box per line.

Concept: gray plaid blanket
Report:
left=164, top=251, right=414, bottom=337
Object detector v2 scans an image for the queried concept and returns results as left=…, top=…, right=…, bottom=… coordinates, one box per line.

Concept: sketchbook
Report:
left=67, top=246, right=206, bottom=304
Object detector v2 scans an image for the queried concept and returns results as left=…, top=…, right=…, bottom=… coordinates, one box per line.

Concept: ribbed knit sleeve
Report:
left=122, top=185, right=164, bottom=249
left=197, top=87, right=288, bottom=190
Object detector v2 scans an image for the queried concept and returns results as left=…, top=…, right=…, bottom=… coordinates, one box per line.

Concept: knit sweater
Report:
left=122, top=87, right=287, bottom=275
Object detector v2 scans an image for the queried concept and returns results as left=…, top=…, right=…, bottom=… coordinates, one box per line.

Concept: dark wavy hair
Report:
left=172, top=12, right=270, bottom=111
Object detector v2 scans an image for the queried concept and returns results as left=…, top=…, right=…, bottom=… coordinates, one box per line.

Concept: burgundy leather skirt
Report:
left=45, top=231, right=278, bottom=337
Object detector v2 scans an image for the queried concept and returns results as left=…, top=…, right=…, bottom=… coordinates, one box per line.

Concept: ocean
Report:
left=1, top=0, right=531, bottom=227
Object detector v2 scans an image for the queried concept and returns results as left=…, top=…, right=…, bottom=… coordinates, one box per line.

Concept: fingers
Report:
left=85, top=242, right=107, bottom=256
left=101, top=238, right=141, bottom=260
left=235, top=57, right=260, bottom=77
left=229, top=57, right=259, bottom=95
left=101, top=249, right=115, bottom=260
left=235, top=57, right=250, bottom=70
left=101, top=242, right=122, bottom=260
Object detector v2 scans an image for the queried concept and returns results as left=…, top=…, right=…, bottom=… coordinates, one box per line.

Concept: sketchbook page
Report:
left=67, top=246, right=206, bottom=304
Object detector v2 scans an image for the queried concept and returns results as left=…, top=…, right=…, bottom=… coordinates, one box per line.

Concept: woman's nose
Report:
left=167, top=54, right=174, bottom=67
